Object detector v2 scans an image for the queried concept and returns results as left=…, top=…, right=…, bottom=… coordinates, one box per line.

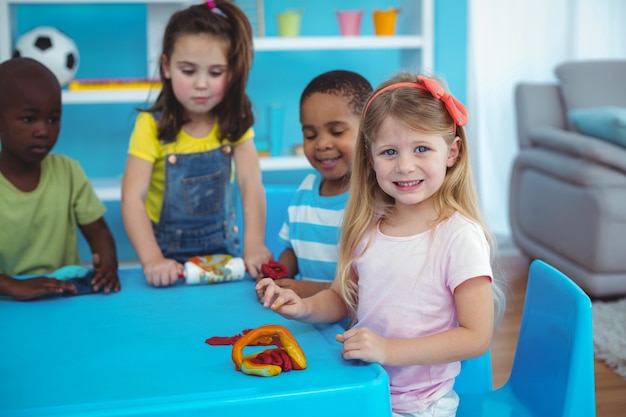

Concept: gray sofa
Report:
left=511, top=60, right=626, bottom=298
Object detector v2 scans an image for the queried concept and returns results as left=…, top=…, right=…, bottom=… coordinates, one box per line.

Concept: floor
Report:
left=491, top=248, right=626, bottom=416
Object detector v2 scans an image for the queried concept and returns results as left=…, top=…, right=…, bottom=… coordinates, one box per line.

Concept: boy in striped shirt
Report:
left=271, top=70, right=372, bottom=298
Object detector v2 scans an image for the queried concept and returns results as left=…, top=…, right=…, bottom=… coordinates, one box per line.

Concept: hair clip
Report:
left=207, top=0, right=227, bottom=18
left=364, top=75, right=468, bottom=132
left=416, top=76, right=467, bottom=127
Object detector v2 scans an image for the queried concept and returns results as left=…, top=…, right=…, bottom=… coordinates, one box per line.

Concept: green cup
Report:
left=277, top=9, right=303, bottom=37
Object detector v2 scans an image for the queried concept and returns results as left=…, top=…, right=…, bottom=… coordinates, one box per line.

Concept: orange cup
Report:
left=373, top=8, right=398, bottom=36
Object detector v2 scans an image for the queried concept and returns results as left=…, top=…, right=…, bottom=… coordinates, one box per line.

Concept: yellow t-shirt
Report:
left=127, top=112, right=254, bottom=222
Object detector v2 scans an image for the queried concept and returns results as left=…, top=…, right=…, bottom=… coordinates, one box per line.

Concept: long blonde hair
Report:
left=337, top=72, right=505, bottom=325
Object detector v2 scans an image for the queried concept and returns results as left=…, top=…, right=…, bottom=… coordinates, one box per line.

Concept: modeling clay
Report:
left=47, top=265, right=92, bottom=280
left=205, top=329, right=281, bottom=347
left=65, top=270, right=97, bottom=295
left=261, top=261, right=289, bottom=280
left=48, top=265, right=96, bottom=295
left=13, top=265, right=97, bottom=296
left=231, top=324, right=306, bottom=377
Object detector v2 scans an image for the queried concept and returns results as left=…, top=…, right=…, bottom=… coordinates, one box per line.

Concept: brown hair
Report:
left=147, top=0, right=254, bottom=143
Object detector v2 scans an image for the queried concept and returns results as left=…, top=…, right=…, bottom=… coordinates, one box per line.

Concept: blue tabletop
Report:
left=0, top=268, right=391, bottom=417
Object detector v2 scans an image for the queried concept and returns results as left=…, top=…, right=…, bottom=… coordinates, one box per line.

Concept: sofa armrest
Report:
left=515, top=83, right=568, bottom=149
left=528, top=127, right=626, bottom=175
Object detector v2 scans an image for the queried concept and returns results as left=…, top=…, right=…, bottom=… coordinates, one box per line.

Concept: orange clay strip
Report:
left=232, top=324, right=307, bottom=376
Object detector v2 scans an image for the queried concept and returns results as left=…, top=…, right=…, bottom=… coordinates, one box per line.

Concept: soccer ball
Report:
left=12, top=26, right=79, bottom=86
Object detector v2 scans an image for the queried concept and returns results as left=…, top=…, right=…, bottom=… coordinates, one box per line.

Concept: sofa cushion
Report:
left=568, top=107, right=626, bottom=148
left=555, top=60, right=626, bottom=112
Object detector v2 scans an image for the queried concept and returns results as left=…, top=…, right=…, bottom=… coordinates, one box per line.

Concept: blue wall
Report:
left=434, top=0, right=468, bottom=104
left=11, top=0, right=467, bottom=179
left=12, top=1, right=468, bottom=262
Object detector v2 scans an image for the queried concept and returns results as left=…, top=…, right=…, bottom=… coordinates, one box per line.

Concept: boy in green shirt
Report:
left=0, top=57, right=120, bottom=300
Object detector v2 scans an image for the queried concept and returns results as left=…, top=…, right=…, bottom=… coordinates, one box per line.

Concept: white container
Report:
left=183, top=255, right=245, bottom=285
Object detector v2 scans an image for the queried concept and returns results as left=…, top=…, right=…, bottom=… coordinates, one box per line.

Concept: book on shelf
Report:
left=69, top=78, right=162, bottom=91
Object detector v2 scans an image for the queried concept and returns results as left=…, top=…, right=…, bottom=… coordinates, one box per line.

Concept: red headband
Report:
left=364, top=75, right=468, bottom=129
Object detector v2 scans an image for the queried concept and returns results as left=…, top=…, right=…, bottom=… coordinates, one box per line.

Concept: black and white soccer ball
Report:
left=12, top=26, right=79, bottom=86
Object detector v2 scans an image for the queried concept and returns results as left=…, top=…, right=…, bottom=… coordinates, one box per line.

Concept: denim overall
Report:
left=153, top=137, right=241, bottom=263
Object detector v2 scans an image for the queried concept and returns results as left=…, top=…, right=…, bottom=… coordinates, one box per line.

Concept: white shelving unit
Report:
left=1, top=0, right=433, bottom=197
left=92, top=156, right=312, bottom=201
left=1, top=0, right=433, bottom=104
left=58, top=34, right=430, bottom=104
left=0, top=0, right=195, bottom=81
left=255, top=35, right=426, bottom=51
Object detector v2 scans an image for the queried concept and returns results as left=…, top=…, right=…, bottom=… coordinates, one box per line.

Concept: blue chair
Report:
left=455, top=351, right=493, bottom=395
left=457, top=259, right=596, bottom=416
left=233, top=183, right=301, bottom=258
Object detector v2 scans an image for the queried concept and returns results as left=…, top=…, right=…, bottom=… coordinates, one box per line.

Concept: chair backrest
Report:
left=233, top=183, right=300, bottom=258
left=514, top=82, right=567, bottom=149
left=454, top=351, right=493, bottom=395
left=508, top=260, right=595, bottom=416
left=555, top=60, right=626, bottom=111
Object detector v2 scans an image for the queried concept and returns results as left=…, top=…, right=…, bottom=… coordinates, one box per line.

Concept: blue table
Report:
left=0, top=268, right=391, bottom=416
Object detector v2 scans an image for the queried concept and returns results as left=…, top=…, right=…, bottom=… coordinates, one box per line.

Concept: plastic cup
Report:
left=277, top=10, right=302, bottom=37
left=336, top=10, right=363, bottom=36
left=373, top=9, right=398, bottom=36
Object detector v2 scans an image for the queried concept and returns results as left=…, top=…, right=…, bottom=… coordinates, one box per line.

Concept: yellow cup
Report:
left=373, top=8, right=398, bottom=36
left=277, top=9, right=303, bottom=37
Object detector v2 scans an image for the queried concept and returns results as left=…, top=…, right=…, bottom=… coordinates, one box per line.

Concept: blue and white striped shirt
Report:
left=278, top=173, right=348, bottom=281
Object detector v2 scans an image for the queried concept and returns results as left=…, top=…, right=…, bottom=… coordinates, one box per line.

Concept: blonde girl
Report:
left=122, top=1, right=270, bottom=286
left=257, top=72, right=505, bottom=416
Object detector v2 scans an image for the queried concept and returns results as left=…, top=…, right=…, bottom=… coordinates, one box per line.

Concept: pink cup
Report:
left=336, top=10, right=363, bottom=36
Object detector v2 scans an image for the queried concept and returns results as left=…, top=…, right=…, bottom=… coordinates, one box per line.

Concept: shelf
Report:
left=1, top=0, right=192, bottom=4
left=61, top=89, right=160, bottom=104
left=253, top=35, right=425, bottom=51
left=0, top=0, right=194, bottom=74
left=91, top=177, right=123, bottom=202
left=56, top=35, right=424, bottom=103
left=92, top=156, right=311, bottom=201
left=258, top=155, right=310, bottom=171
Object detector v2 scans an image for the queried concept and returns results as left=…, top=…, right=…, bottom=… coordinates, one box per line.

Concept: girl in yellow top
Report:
left=122, top=1, right=271, bottom=286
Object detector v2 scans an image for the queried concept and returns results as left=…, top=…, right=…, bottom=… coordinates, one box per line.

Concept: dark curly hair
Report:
left=300, top=70, right=373, bottom=117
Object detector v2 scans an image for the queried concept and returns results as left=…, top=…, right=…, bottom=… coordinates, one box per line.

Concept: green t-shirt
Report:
left=0, top=154, right=106, bottom=276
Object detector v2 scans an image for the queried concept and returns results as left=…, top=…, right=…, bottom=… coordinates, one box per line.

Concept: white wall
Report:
left=468, top=0, right=626, bottom=238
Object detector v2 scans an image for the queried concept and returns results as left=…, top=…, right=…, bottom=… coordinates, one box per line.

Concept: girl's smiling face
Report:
left=370, top=116, right=459, bottom=210
left=161, top=33, right=229, bottom=119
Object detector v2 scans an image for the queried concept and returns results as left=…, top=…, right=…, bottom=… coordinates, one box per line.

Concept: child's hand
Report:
left=243, top=245, right=272, bottom=279
left=91, top=253, right=121, bottom=293
left=273, top=279, right=330, bottom=299
left=143, top=257, right=183, bottom=287
left=7, top=277, right=78, bottom=301
left=256, top=277, right=305, bottom=319
left=254, top=261, right=291, bottom=301
left=336, top=327, right=387, bottom=364
left=254, top=274, right=271, bottom=302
